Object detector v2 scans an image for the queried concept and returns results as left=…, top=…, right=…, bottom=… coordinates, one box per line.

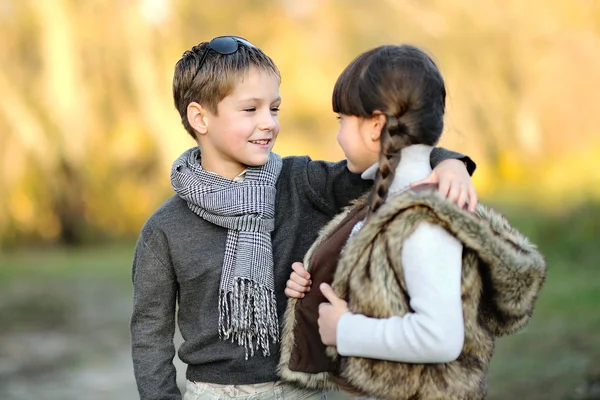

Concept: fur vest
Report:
left=278, top=187, right=546, bottom=400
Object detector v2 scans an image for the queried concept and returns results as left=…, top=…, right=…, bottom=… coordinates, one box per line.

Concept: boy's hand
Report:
left=318, top=283, right=349, bottom=346
left=411, top=159, right=478, bottom=212
left=285, top=262, right=312, bottom=299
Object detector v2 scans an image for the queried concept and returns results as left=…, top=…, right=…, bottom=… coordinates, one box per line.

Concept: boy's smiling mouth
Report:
left=249, top=139, right=271, bottom=146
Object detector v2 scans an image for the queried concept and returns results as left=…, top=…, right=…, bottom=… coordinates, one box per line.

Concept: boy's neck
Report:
left=201, top=155, right=247, bottom=180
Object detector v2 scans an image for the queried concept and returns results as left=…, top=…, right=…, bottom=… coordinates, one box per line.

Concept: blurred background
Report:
left=0, top=0, right=599, bottom=399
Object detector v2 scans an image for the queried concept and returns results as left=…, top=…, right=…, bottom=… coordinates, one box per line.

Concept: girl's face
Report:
left=336, top=114, right=382, bottom=173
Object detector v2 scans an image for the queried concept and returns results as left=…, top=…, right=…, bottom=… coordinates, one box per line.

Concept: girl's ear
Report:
left=369, top=111, right=387, bottom=141
left=187, top=102, right=209, bottom=136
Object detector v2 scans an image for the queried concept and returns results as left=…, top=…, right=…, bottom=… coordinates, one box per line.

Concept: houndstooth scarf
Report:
left=171, top=147, right=282, bottom=359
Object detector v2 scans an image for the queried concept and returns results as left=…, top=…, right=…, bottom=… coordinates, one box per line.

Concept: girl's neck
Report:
left=362, top=144, right=433, bottom=198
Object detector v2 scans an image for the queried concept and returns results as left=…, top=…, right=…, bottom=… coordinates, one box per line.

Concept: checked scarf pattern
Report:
left=171, top=147, right=282, bottom=359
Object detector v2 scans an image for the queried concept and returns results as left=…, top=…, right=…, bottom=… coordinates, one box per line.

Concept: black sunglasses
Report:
left=192, top=36, right=255, bottom=81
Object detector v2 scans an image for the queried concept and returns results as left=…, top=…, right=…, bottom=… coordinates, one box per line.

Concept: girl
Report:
left=278, top=44, right=546, bottom=400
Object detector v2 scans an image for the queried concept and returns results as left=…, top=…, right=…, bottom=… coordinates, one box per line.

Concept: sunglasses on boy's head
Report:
left=192, top=36, right=256, bottom=80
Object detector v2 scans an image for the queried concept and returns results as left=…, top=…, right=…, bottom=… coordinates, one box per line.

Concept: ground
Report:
left=0, top=203, right=598, bottom=400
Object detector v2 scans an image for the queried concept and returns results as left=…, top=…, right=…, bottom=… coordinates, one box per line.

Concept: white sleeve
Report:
left=336, top=221, right=464, bottom=363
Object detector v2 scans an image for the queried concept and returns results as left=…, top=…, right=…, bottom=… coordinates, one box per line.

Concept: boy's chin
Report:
left=243, top=154, right=272, bottom=167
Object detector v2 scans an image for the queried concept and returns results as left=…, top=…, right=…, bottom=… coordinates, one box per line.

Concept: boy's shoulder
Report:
left=141, top=195, right=192, bottom=236
left=148, top=194, right=188, bottom=220
left=279, top=155, right=310, bottom=180
left=280, top=155, right=344, bottom=176
left=281, top=154, right=310, bottom=167
left=279, top=154, right=348, bottom=185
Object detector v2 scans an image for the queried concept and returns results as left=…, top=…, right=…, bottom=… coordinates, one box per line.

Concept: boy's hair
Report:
left=332, top=44, right=446, bottom=216
left=173, top=37, right=281, bottom=138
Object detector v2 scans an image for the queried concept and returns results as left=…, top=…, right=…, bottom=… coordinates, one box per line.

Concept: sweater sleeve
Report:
left=305, top=159, right=371, bottom=217
left=305, top=148, right=475, bottom=217
left=131, top=223, right=180, bottom=400
left=430, top=148, right=476, bottom=176
left=336, top=221, right=464, bottom=363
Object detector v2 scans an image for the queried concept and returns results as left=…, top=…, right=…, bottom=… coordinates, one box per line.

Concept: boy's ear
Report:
left=187, top=102, right=208, bottom=136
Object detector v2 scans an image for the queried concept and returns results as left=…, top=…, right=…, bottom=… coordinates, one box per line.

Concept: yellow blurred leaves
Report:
left=8, top=191, right=34, bottom=229
left=1, top=0, right=600, bottom=245
left=497, top=151, right=526, bottom=183
left=6, top=184, right=61, bottom=242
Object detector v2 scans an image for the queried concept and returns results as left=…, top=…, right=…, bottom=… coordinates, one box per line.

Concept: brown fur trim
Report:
left=279, top=188, right=546, bottom=399
left=277, top=207, right=353, bottom=389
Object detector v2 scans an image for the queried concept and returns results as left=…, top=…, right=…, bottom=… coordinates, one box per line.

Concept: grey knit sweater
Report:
left=131, top=150, right=474, bottom=400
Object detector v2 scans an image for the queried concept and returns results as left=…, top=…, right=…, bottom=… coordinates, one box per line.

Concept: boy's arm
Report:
left=306, top=159, right=371, bottom=217
left=131, top=224, right=180, bottom=400
left=430, top=148, right=476, bottom=174
left=305, top=148, right=475, bottom=216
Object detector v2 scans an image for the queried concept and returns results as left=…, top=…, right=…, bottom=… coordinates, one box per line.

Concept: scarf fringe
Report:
left=172, top=147, right=283, bottom=360
left=219, top=278, right=280, bottom=360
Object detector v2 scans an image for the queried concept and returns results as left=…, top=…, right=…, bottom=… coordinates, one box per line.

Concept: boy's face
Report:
left=199, top=66, right=281, bottom=178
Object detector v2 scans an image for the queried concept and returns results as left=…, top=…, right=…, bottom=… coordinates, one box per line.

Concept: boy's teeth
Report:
left=251, top=140, right=269, bottom=145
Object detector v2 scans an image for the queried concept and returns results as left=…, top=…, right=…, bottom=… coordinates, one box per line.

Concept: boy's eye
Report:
left=244, top=107, right=256, bottom=112
left=271, top=107, right=280, bottom=113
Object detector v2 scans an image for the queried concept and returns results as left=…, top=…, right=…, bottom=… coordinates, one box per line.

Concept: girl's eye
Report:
left=336, top=115, right=342, bottom=121
left=271, top=107, right=280, bottom=113
left=244, top=107, right=256, bottom=112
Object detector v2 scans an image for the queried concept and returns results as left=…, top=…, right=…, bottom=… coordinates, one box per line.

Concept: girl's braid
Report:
left=368, top=116, right=413, bottom=217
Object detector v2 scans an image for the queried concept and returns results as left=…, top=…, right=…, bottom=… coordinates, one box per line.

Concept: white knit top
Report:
left=336, top=145, right=465, bottom=363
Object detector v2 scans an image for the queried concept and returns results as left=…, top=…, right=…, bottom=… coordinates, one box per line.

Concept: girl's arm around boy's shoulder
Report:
left=131, top=218, right=181, bottom=400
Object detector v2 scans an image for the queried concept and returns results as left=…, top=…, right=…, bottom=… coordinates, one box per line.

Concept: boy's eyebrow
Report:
left=238, top=96, right=282, bottom=103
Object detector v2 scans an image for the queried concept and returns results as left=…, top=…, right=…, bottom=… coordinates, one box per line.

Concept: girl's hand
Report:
left=318, top=283, right=349, bottom=346
left=411, top=159, right=478, bottom=212
left=284, top=262, right=312, bottom=299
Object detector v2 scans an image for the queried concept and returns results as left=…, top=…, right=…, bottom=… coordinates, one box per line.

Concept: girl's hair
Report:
left=333, top=45, right=446, bottom=216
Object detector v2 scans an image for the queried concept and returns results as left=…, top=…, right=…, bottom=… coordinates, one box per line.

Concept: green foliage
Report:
left=486, top=202, right=600, bottom=399
left=1, top=203, right=599, bottom=398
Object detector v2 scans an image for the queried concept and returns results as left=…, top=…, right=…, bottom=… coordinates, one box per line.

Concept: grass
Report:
left=0, top=242, right=139, bottom=400
left=0, top=241, right=135, bottom=286
left=0, top=202, right=599, bottom=399
left=485, top=201, right=600, bottom=400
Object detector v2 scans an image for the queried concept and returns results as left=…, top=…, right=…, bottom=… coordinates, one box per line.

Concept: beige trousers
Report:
left=183, top=380, right=350, bottom=400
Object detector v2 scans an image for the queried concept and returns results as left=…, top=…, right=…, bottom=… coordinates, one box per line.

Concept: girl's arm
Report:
left=334, top=222, right=464, bottom=363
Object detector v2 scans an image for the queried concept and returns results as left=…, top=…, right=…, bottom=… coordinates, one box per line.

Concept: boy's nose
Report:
left=259, top=113, right=277, bottom=132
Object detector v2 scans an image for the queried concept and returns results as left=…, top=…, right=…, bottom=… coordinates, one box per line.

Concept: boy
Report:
left=131, top=36, right=476, bottom=400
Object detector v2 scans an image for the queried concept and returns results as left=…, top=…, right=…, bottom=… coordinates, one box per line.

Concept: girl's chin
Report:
left=346, top=161, right=366, bottom=174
